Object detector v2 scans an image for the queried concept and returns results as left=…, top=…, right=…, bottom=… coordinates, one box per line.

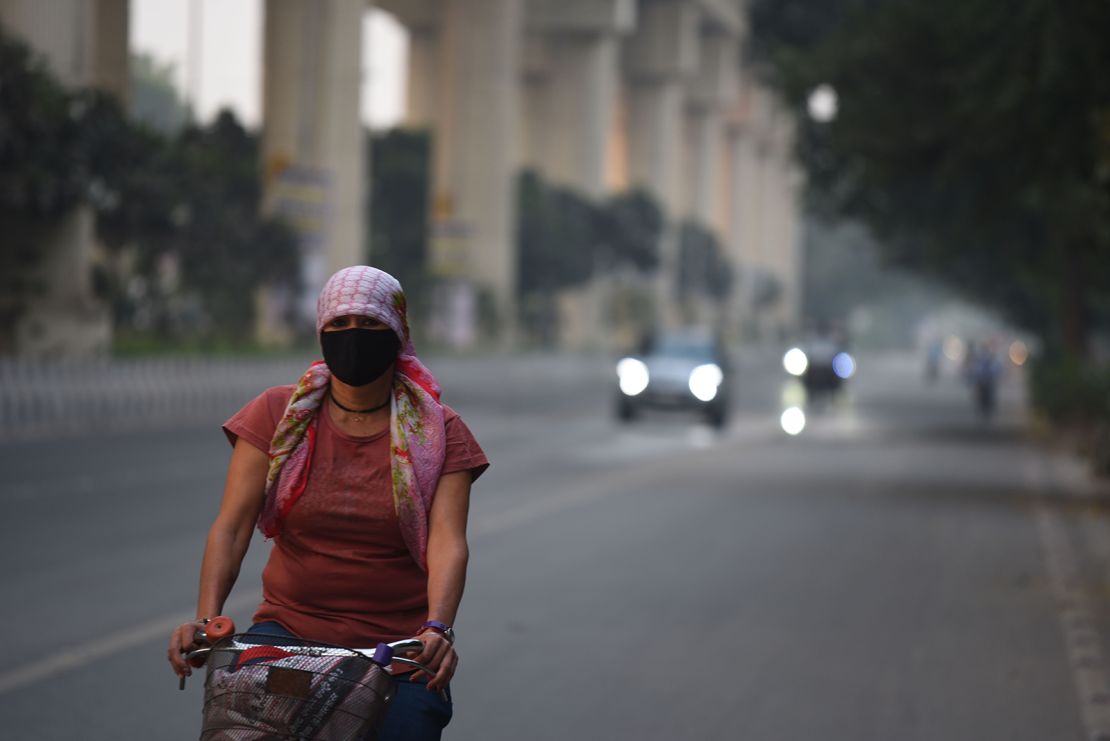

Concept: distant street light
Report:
left=807, top=84, right=838, bottom=123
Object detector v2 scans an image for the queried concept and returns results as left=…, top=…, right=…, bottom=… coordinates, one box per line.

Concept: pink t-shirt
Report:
left=223, top=385, right=488, bottom=646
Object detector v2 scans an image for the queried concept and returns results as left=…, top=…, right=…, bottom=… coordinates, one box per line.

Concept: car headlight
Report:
left=688, top=363, right=724, bottom=402
left=783, top=348, right=808, bottom=376
left=832, top=352, right=856, bottom=379
left=617, top=357, right=649, bottom=396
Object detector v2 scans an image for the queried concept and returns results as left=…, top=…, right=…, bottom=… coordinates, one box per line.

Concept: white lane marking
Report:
left=1031, top=455, right=1110, bottom=741
left=0, top=591, right=261, bottom=696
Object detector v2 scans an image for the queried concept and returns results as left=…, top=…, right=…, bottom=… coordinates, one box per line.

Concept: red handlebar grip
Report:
left=205, top=616, right=236, bottom=641
left=187, top=653, right=207, bottom=668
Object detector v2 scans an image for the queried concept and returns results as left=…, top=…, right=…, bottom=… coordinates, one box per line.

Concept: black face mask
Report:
left=320, top=328, right=401, bottom=387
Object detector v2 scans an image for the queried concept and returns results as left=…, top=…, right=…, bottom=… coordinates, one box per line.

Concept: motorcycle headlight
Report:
left=781, top=406, right=806, bottom=435
left=617, top=357, right=649, bottom=396
left=832, top=352, right=856, bottom=379
left=783, top=348, right=808, bottom=376
left=688, top=363, right=724, bottom=402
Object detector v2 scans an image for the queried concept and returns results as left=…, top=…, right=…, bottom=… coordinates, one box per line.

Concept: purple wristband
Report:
left=420, top=620, right=455, bottom=644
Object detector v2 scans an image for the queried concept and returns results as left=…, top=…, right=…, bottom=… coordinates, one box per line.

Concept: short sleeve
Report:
left=442, top=406, right=489, bottom=482
left=222, top=385, right=295, bottom=454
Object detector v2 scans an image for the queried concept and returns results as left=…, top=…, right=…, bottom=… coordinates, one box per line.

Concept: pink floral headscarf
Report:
left=258, top=266, right=446, bottom=571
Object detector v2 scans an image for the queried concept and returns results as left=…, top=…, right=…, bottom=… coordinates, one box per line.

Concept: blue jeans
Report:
left=245, top=622, right=453, bottom=740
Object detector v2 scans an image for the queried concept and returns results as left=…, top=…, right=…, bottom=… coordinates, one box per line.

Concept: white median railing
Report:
left=0, top=356, right=315, bottom=442
left=0, top=351, right=615, bottom=443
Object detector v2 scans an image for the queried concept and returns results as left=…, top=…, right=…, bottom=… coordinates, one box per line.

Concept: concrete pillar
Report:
left=625, top=0, right=699, bottom=214
left=685, top=107, right=724, bottom=227
left=0, top=0, right=127, bottom=92
left=438, top=0, right=522, bottom=343
left=683, top=28, right=737, bottom=228
left=524, top=0, right=634, bottom=196
left=0, top=0, right=126, bottom=357
left=520, top=0, right=634, bottom=349
left=547, top=34, right=619, bottom=198
left=404, top=18, right=440, bottom=129
left=92, top=0, right=129, bottom=101
left=678, top=24, right=739, bottom=327
left=547, top=34, right=620, bottom=346
left=519, top=32, right=552, bottom=173
left=724, top=78, right=787, bottom=339
left=261, top=0, right=365, bottom=331
left=734, top=100, right=803, bottom=339
left=382, top=0, right=523, bottom=346
left=781, top=166, right=804, bottom=331
left=627, top=79, right=686, bottom=216
left=725, top=123, right=759, bottom=336
left=765, top=117, right=802, bottom=334
left=624, top=0, right=701, bottom=325
left=762, top=140, right=785, bottom=335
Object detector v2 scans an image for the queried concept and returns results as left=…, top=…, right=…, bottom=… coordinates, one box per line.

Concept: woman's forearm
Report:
left=425, top=537, right=468, bottom=626
left=194, top=439, right=268, bottom=619
left=195, top=521, right=253, bottom=619
left=424, top=470, right=473, bottom=627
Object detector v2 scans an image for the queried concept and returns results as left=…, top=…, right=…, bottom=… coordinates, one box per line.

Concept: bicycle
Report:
left=180, top=616, right=433, bottom=740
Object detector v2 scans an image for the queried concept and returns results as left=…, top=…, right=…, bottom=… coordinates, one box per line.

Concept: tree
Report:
left=0, top=24, right=131, bottom=350
left=595, top=189, right=663, bottom=274
left=367, top=128, right=431, bottom=305
left=94, top=109, right=300, bottom=344
left=1, top=22, right=301, bottom=350
left=172, top=112, right=300, bottom=341
left=747, top=0, right=1110, bottom=357
left=677, top=220, right=734, bottom=306
left=515, top=170, right=600, bottom=343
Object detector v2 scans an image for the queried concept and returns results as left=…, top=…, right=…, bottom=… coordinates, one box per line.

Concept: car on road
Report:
left=782, top=331, right=856, bottom=398
left=615, top=329, right=731, bottom=427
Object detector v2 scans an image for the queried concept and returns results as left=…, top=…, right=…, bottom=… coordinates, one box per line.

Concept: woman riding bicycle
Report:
left=167, top=265, right=488, bottom=740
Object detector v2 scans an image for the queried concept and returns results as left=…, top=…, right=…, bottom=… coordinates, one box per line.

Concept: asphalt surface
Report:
left=1, top=349, right=1108, bottom=740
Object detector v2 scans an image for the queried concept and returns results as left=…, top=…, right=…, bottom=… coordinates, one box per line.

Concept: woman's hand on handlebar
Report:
left=167, top=621, right=206, bottom=678
left=408, top=630, right=457, bottom=691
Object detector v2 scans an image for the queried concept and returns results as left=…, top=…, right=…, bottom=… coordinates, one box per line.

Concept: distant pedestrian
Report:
left=965, top=340, right=1002, bottom=421
left=925, top=337, right=943, bottom=383
left=168, top=265, right=489, bottom=740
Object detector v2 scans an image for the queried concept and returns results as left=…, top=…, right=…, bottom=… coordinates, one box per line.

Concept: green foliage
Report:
left=0, top=25, right=134, bottom=344
left=0, top=24, right=299, bottom=349
left=515, top=170, right=597, bottom=344
left=0, top=27, right=86, bottom=217
left=1029, top=355, right=1110, bottom=428
left=515, top=171, right=667, bottom=344
left=595, top=189, right=663, bottom=273
left=677, top=220, right=734, bottom=304
left=747, top=0, right=1110, bottom=357
left=516, top=169, right=599, bottom=296
left=96, top=111, right=301, bottom=343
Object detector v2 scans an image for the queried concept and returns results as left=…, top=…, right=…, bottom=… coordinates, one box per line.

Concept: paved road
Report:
left=1, top=350, right=1107, bottom=740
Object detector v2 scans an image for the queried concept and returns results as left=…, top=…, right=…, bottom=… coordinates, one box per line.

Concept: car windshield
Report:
left=643, top=334, right=716, bottom=361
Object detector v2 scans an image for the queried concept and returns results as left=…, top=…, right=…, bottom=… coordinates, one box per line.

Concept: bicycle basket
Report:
left=199, top=635, right=395, bottom=740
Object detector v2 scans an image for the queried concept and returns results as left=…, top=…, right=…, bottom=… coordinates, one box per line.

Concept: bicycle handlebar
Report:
left=179, top=619, right=434, bottom=690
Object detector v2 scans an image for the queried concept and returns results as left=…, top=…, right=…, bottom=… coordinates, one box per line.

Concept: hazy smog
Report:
left=1, top=2, right=1108, bottom=740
